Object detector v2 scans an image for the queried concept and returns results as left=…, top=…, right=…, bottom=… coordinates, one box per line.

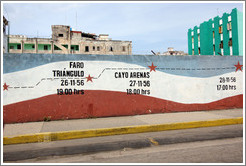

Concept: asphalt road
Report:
left=4, top=124, right=243, bottom=163
left=11, top=137, right=243, bottom=163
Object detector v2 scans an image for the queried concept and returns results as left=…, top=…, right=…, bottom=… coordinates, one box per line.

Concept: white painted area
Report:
left=212, top=23, right=214, bottom=28
left=220, top=34, right=223, bottom=41
left=197, top=29, right=200, bottom=34
left=229, top=30, right=232, bottom=38
left=192, top=43, right=194, bottom=49
left=3, top=61, right=243, bottom=105
left=228, top=16, right=231, bottom=22
left=198, top=42, right=200, bottom=47
left=191, top=31, right=194, bottom=36
left=221, top=49, right=224, bottom=55
left=219, top=19, right=223, bottom=25
left=230, top=46, right=233, bottom=55
left=213, top=38, right=215, bottom=44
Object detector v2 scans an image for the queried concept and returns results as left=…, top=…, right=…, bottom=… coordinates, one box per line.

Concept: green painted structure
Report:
left=24, top=44, right=35, bottom=50
left=9, top=43, right=21, bottom=50
left=188, top=8, right=243, bottom=56
left=38, top=44, right=51, bottom=50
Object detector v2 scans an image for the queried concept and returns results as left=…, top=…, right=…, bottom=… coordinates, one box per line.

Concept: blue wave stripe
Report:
left=3, top=53, right=243, bottom=78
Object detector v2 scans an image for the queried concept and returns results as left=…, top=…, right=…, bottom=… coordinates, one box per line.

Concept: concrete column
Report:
left=51, top=41, right=54, bottom=54
left=21, top=40, right=24, bottom=53
left=35, top=38, right=38, bottom=53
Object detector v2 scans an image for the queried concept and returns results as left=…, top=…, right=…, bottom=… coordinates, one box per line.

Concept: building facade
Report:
left=8, top=25, right=132, bottom=55
left=3, top=16, right=9, bottom=53
left=188, top=8, right=243, bottom=56
left=162, top=47, right=188, bottom=55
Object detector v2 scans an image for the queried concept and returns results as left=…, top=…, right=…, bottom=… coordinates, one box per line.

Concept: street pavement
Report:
left=12, top=137, right=242, bottom=163
left=4, top=125, right=243, bottom=162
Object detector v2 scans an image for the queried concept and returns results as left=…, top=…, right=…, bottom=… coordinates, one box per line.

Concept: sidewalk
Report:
left=3, top=108, right=243, bottom=145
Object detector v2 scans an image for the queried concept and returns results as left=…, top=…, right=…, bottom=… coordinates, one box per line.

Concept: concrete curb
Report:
left=3, top=117, right=243, bottom=145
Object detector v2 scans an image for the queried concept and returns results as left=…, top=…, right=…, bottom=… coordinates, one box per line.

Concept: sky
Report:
left=2, top=2, right=244, bottom=55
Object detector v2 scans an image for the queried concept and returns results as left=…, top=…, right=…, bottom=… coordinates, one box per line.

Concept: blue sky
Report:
left=2, top=2, right=244, bottom=54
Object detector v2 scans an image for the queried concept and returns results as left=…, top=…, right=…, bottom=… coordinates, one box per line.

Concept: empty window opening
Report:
left=110, top=47, right=113, bottom=52
left=228, top=38, right=232, bottom=47
left=122, top=46, right=126, bottom=52
left=213, top=31, right=215, bottom=38
left=213, top=45, right=215, bottom=52
left=44, top=45, right=48, bottom=50
left=58, top=34, right=63, bottom=37
left=62, top=45, right=68, bottom=49
left=54, top=45, right=62, bottom=50
left=71, top=45, right=79, bottom=51
left=10, top=46, right=14, bottom=49
left=97, top=46, right=100, bottom=51
left=219, top=26, right=223, bottom=34
left=227, top=22, right=232, bottom=31
left=198, top=48, right=201, bottom=55
left=17, top=44, right=21, bottom=50
left=93, top=46, right=95, bottom=51
left=219, top=41, right=223, bottom=49
left=85, top=46, right=89, bottom=52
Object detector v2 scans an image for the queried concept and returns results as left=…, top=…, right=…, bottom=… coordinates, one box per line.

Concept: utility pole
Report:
left=7, top=21, right=10, bottom=53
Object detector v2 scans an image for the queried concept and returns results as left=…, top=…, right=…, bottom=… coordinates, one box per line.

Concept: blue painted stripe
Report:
left=3, top=53, right=243, bottom=78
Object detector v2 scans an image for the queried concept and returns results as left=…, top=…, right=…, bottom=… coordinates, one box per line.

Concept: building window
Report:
left=44, top=45, right=48, bottom=50
left=213, top=31, right=215, bottom=38
left=97, top=46, right=100, bottom=51
left=192, top=37, right=194, bottom=43
left=10, top=46, right=14, bottom=49
left=213, top=45, right=215, bottom=52
left=198, top=48, right=201, bottom=55
left=24, top=44, right=35, bottom=50
left=17, top=44, right=21, bottom=50
left=227, top=22, right=232, bottom=31
left=228, top=15, right=231, bottom=22
left=219, top=26, right=223, bottom=34
left=54, top=45, right=61, bottom=50
left=219, top=41, right=223, bottom=49
left=62, top=44, right=68, bottom=49
left=71, top=45, right=79, bottom=51
left=93, top=46, right=95, bottom=51
left=85, top=46, right=89, bottom=52
left=122, top=46, right=126, bottom=52
left=58, top=34, right=63, bottom=37
left=110, top=47, right=113, bottom=52
left=228, top=38, right=232, bottom=46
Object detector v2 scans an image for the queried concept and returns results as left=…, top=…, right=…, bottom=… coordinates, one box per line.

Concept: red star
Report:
left=234, top=61, right=243, bottom=72
left=86, top=74, right=94, bottom=82
left=3, top=83, right=9, bottom=91
left=148, top=62, right=157, bottom=72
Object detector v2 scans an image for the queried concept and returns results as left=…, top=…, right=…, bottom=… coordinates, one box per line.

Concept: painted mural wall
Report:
left=3, top=53, right=243, bottom=124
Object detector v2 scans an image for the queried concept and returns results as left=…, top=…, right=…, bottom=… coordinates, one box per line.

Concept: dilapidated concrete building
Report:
left=8, top=25, right=132, bottom=55
left=3, top=16, right=9, bottom=53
